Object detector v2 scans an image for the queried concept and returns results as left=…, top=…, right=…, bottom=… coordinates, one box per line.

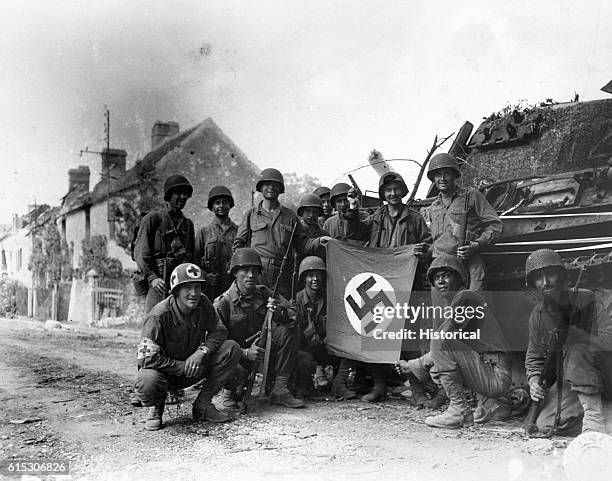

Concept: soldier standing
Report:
left=131, top=263, right=241, bottom=430
left=194, top=186, right=237, bottom=301
left=297, top=193, right=329, bottom=260
left=214, top=248, right=305, bottom=409
left=426, top=153, right=503, bottom=290
left=134, top=175, right=196, bottom=313
left=525, top=249, right=612, bottom=435
left=313, top=186, right=332, bottom=223
left=233, top=168, right=328, bottom=301
left=323, top=182, right=369, bottom=245
left=343, top=172, right=432, bottom=403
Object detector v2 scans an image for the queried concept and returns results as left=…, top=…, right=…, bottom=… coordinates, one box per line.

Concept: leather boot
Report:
left=577, top=392, right=606, bottom=433
left=425, top=372, right=473, bottom=429
left=361, top=376, right=386, bottom=403
left=218, top=388, right=238, bottom=410
left=145, top=401, right=164, bottom=431
left=474, top=395, right=511, bottom=423
left=193, top=381, right=232, bottom=423
left=406, top=372, right=428, bottom=406
left=314, top=365, right=330, bottom=390
left=270, top=375, right=306, bottom=408
left=422, top=388, right=448, bottom=409
left=331, top=359, right=357, bottom=400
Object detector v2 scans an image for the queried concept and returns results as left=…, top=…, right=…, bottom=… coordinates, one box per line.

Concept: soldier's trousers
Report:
left=430, top=338, right=512, bottom=398
left=144, top=288, right=167, bottom=314
left=535, top=349, right=607, bottom=435
left=134, top=340, right=241, bottom=406
left=225, top=323, right=300, bottom=390
left=260, top=257, right=293, bottom=301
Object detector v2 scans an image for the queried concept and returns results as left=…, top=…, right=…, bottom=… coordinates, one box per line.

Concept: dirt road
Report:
left=0, top=318, right=577, bottom=480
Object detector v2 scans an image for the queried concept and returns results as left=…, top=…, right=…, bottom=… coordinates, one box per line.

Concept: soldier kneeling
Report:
left=525, top=249, right=612, bottom=435
left=214, top=248, right=305, bottom=409
left=294, top=256, right=337, bottom=398
left=131, top=263, right=242, bottom=431
left=424, top=289, right=512, bottom=429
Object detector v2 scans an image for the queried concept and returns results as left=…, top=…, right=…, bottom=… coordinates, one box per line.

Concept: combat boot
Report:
left=406, top=372, right=428, bottom=406
left=331, top=359, right=357, bottom=400
left=193, top=381, right=233, bottom=423
left=577, top=392, right=606, bottom=433
left=270, top=375, right=306, bottom=408
left=474, top=395, right=511, bottom=424
left=144, top=401, right=165, bottom=431
left=218, top=388, right=238, bottom=410
left=425, top=372, right=473, bottom=429
left=422, top=388, right=448, bottom=409
left=361, top=377, right=386, bottom=403
left=314, top=365, right=330, bottom=390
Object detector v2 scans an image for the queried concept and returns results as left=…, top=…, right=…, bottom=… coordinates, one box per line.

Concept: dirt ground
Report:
left=0, top=317, right=598, bottom=481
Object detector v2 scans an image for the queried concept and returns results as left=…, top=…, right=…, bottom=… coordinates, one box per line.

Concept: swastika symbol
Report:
left=138, top=343, right=152, bottom=358
left=186, top=265, right=201, bottom=278
left=345, top=275, right=393, bottom=334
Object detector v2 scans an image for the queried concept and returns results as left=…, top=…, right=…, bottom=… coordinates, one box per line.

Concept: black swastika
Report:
left=345, top=275, right=393, bottom=334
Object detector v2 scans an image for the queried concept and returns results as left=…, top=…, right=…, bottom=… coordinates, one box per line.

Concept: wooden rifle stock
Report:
left=239, top=223, right=299, bottom=413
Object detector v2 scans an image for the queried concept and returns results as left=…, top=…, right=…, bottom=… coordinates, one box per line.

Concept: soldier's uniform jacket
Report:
left=233, top=201, right=321, bottom=270
left=300, top=218, right=329, bottom=261
left=214, top=282, right=289, bottom=348
left=427, top=187, right=502, bottom=257
left=295, top=288, right=326, bottom=348
left=194, top=217, right=237, bottom=296
left=323, top=212, right=369, bottom=245
left=134, top=210, right=195, bottom=285
left=350, top=204, right=432, bottom=248
left=525, top=289, right=612, bottom=383
left=137, top=294, right=228, bottom=376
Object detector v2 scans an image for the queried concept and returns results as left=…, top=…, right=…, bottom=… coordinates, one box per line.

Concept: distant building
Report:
left=57, top=118, right=261, bottom=271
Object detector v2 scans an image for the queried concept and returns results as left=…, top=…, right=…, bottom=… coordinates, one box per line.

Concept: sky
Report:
left=1, top=0, right=610, bottom=224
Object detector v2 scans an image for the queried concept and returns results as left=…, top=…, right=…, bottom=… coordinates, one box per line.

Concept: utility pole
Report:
left=79, top=106, right=116, bottom=236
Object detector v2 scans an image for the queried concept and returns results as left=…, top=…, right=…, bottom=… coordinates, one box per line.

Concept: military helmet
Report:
left=427, top=153, right=461, bottom=181
left=313, top=186, right=331, bottom=198
left=378, top=172, right=409, bottom=200
left=297, top=193, right=323, bottom=216
left=525, top=249, right=566, bottom=287
left=330, top=182, right=352, bottom=206
left=256, top=168, right=285, bottom=193
left=164, top=175, right=193, bottom=201
left=207, top=185, right=234, bottom=210
left=169, top=263, right=206, bottom=293
left=427, top=254, right=468, bottom=286
left=229, top=248, right=262, bottom=274
left=298, top=256, right=326, bottom=280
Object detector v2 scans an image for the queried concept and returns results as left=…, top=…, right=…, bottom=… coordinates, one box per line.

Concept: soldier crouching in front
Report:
left=214, top=248, right=305, bottom=409
left=294, top=256, right=338, bottom=398
left=424, top=289, right=512, bottom=429
left=130, top=263, right=241, bottom=431
left=525, top=249, right=612, bottom=435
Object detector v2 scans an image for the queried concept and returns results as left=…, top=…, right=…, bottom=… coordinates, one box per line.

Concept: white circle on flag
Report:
left=343, top=272, right=396, bottom=337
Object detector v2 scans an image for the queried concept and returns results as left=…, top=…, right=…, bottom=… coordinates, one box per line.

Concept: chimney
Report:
left=68, top=165, right=90, bottom=192
left=101, top=148, right=127, bottom=180
left=12, top=214, right=22, bottom=232
left=151, top=121, right=180, bottom=149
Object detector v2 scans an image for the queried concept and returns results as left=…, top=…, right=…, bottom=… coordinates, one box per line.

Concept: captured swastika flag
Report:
left=326, top=239, right=419, bottom=363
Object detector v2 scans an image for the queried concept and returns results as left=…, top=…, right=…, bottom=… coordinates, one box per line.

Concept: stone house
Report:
left=57, top=118, right=261, bottom=322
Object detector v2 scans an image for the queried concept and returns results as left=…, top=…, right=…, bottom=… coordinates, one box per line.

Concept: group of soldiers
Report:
left=129, top=154, right=611, bottom=437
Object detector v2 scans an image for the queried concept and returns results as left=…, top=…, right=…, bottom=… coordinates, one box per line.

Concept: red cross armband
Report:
left=137, top=337, right=161, bottom=360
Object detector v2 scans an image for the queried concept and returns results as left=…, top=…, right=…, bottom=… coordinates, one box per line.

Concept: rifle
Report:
left=239, top=223, right=299, bottom=413
left=524, top=267, right=585, bottom=437
left=290, top=251, right=298, bottom=303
